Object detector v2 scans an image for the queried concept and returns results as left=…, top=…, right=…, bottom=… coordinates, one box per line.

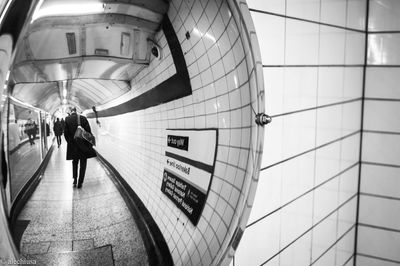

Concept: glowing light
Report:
left=31, top=2, right=104, bottom=22
left=193, top=28, right=216, bottom=43
left=5, top=70, right=10, bottom=82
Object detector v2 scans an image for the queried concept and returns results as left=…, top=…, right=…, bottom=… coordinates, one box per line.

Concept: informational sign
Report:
left=161, top=129, right=218, bottom=226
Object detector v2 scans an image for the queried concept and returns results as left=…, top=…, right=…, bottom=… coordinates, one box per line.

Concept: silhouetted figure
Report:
left=64, top=107, right=96, bottom=188
left=24, top=118, right=36, bottom=145
left=53, top=118, right=63, bottom=147
left=46, top=122, right=50, bottom=137
left=61, top=118, right=65, bottom=132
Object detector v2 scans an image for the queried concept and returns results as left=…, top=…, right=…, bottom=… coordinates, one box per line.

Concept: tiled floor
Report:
left=17, top=142, right=148, bottom=265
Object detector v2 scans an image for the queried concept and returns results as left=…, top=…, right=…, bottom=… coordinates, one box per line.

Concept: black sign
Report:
left=167, top=135, right=189, bottom=151
left=161, top=169, right=205, bottom=225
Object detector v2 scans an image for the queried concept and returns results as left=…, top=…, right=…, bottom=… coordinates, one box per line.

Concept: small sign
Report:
left=161, top=169, right=206, bottom=225
left=167, top=135, right=189, bottom=151
left=161, top=129, right=218, bottom=226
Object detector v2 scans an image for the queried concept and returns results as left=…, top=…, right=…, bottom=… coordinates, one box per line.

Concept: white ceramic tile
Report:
left=311, top=212, right=338, bottom=262
left=359, top=195, right=400, bottom=230
left=281, top=110, right=317, bottom=160
left=280, top=193, right=313, bottom=248
left=264, top=256, right=280, bottom=266
left=365, top=67, right=400, bottom=99
left=356, top=255, right=400, bottom=266
left=285, top=19, right=320, bottom=65
left=362, top=132, right=400, bottom=165
left=341, top=101, right=362, bottom=136
left=346, top=0, right=367, bottom=30
left=281, top=152, right=315, bottom=205
left=235, top=212, right=281, bottom=266
left=264, top=67, right=285, bottom=116
left=337, top=197, right=357, bottom=237
left=364, top=100, right=400, bottom=133
left=361, top=164, right=400, bottom=198
left=345, top=256, right=354, bottom=266
left=345, top=31, right=366, bottom=65
left=251, top=12, right=285, bottom=65
left=313, top=178, right=340, bottom=221
left=343, top=67, right=363, bottom=100
left=317, top=67, right=344, bottom=106
left=287, top=0, right=320, bottom=22
left=369, top=0, right=400, bottom=31
left=319, top=26, right=346, bottom=64
left=316, top=105, right=343, bottom=146
left=279, top=232, right=312, bottom=266
left=321, top=0, right=347, bottom=27
left=248, top=167, right=282, bottom=224
left=338, top=167, right=358, bottom=206
left=368, top=34, right=400, bottom=65
left=261, top=116, right=283, bottom=167
left=312, top=246, right=335, bottom=266
left=247, top=0, right=286, bottom=15
left=357, top=225, right=400, bottom=262
left=335, top=227, right=355, bottom=266
left=283, top=67, right=318, bottom=113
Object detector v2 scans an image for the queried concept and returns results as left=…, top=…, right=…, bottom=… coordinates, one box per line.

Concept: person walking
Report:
left=24, top=118, right=35, bottom=145
left=53, top=118, right=63, bottom=147
left=64, top=107, right=96, bottom=188
left=61, top=118, right=65, bottom=132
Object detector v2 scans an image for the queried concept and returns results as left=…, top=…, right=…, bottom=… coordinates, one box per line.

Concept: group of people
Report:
left=53, top=117, right=65, bottom=148
left=21, top=109, right=95, bottom=189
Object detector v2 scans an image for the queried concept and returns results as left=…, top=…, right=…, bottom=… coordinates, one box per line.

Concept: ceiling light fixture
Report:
left=31, top=2, right=104, bottom=22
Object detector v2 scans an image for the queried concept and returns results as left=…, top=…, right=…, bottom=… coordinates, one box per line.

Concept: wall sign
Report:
left=161, top=129, right=218, bottom=226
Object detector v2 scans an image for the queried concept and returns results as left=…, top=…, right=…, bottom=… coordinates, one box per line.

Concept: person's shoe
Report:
left=73, top=179, right=77, bottom=187
left=77, top=183, right=82, bottom=189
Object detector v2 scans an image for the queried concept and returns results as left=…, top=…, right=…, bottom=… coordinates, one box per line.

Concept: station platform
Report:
left=15, top=142, right=148, bottom=265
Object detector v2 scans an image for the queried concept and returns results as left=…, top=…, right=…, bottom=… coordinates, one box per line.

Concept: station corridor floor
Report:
left=16, top=142, right=148, bottom=265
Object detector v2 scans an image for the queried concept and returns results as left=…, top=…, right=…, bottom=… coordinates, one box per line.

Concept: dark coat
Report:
left=64, top=112, right=96, bottom=160
left=53, top=121, right=63, bottom=136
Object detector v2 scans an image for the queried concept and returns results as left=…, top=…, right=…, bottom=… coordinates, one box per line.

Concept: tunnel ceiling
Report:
left=9, top=0, right=169, bottom=114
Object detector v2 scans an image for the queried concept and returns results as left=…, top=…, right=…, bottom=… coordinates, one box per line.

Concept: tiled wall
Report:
left=358, top=0, right=400, bottom=264
left=234, top=0, right=366, bottom=265
left=90, top=0, right=264, bottom=265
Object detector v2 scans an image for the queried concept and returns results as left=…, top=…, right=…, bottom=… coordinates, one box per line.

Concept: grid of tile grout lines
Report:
left=90, top=0, right=263, bottom=265
left=233, top=0, right=366, bottom=265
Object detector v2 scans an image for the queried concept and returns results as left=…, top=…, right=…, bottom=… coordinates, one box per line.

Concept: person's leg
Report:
left=77, top=158, right=87, bottom=187
left=72, top=159, right=79, bottom=186
left=28, top=134, right=33, bottom=145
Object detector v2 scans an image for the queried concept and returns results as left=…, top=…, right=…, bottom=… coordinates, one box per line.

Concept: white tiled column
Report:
left=235, top=0, right=366, bottom=265
left=358, top=0, right=400, bottom=264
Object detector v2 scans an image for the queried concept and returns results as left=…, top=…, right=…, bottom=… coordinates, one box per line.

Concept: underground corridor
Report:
left=0, top=0, right=265, bottom=265
left=1, top=0, right=399, bottom=265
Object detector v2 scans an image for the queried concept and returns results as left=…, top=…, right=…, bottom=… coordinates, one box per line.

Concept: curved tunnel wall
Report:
left=88, top=0, right=264, bottom=264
